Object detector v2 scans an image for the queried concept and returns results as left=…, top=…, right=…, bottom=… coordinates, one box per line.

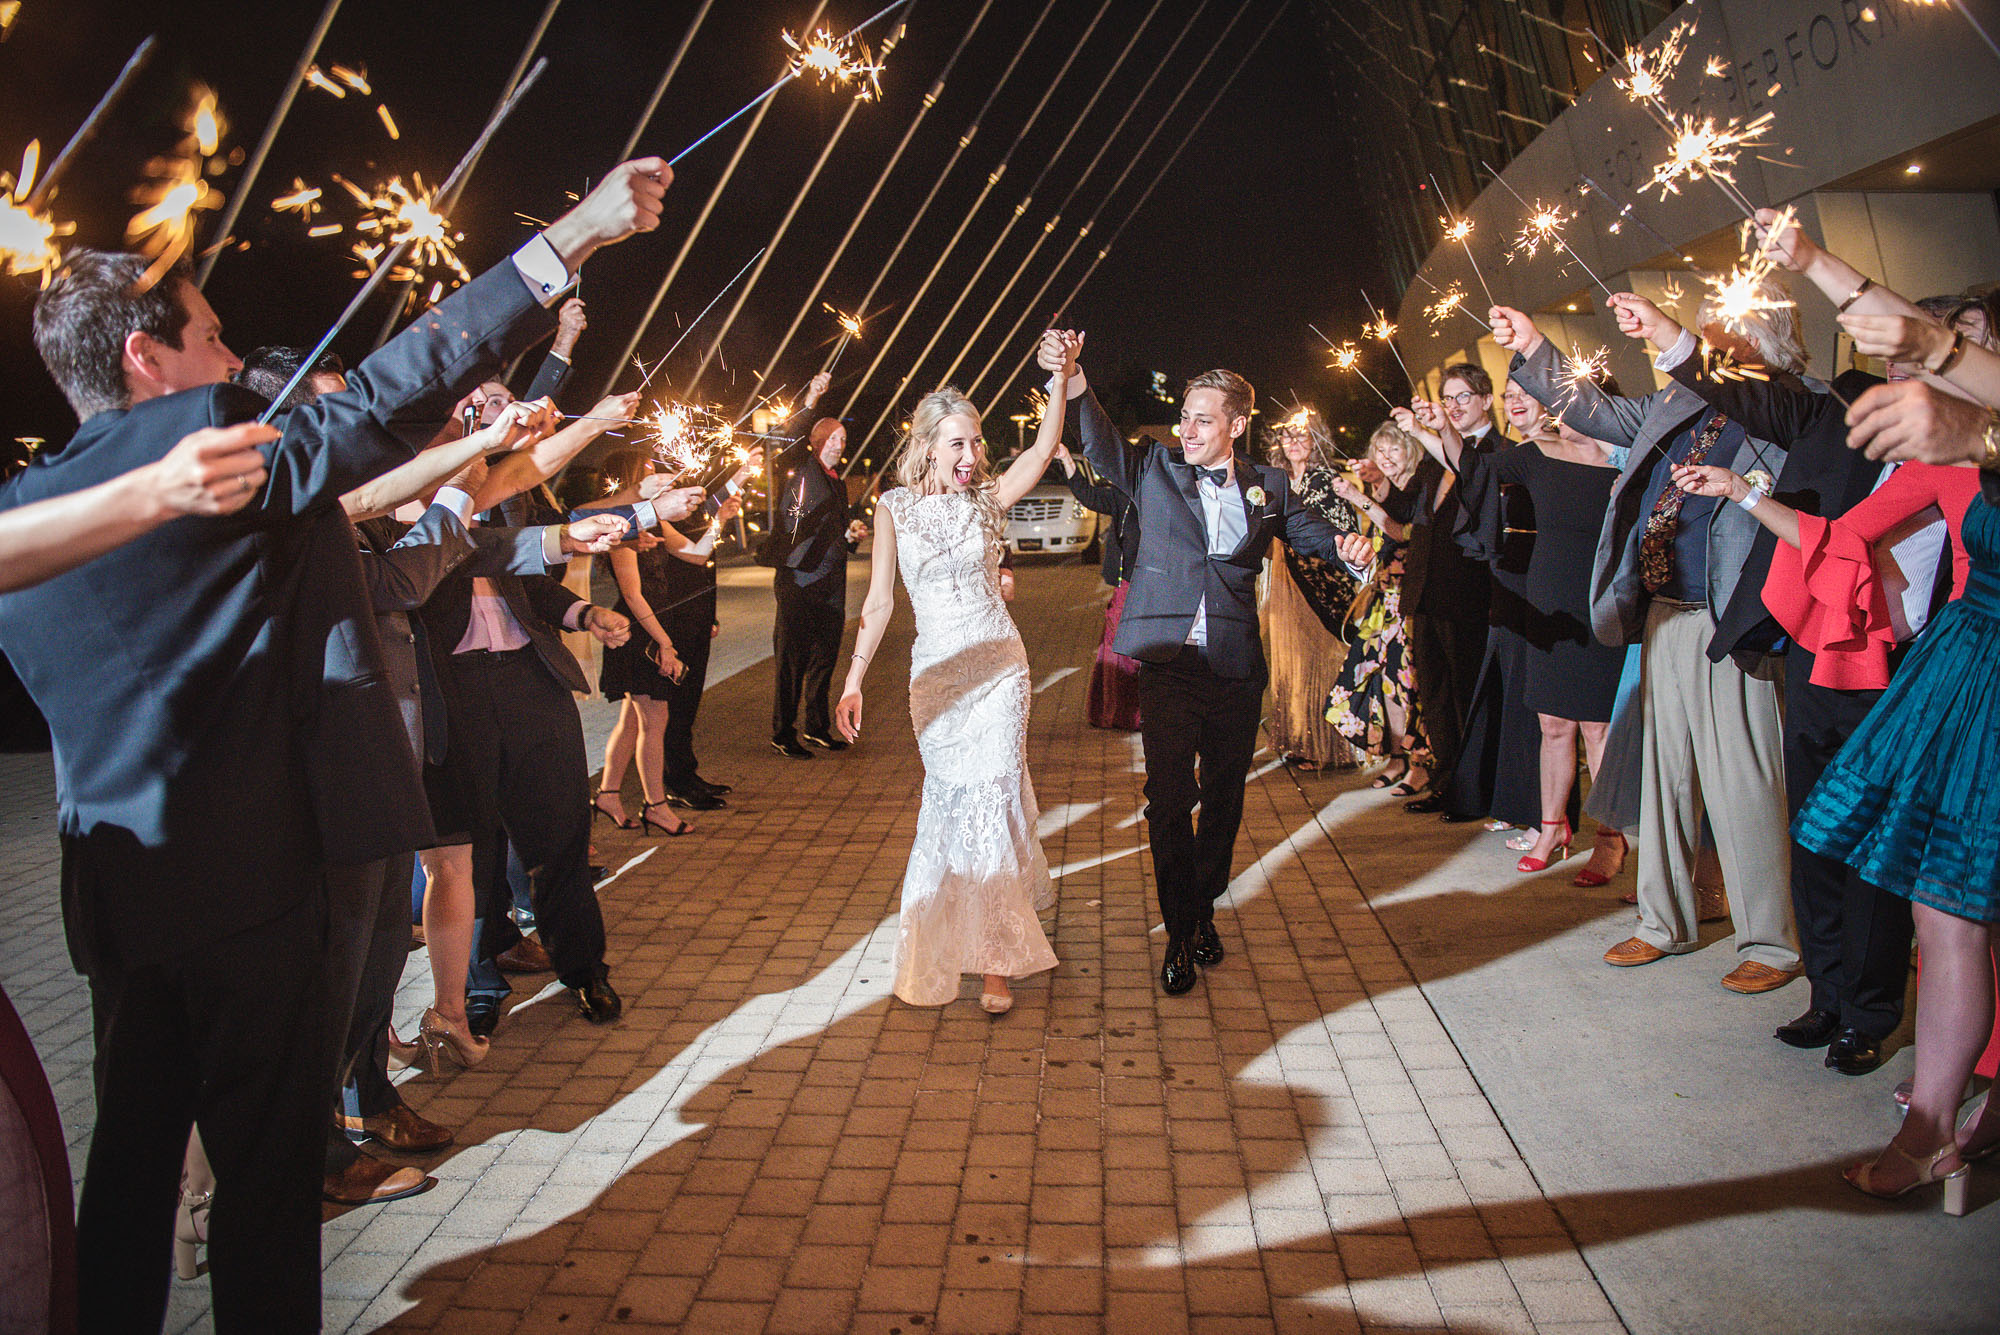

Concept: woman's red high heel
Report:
left=1573, top=830, right=1629, bottom=887
left=1517, top=820, right=1573, bottom=873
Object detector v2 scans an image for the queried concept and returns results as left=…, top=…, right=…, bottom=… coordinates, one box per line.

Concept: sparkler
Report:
left=1411, top=273, right=1491, bottom=332
left=1359, top=290, right=1413, bottom=387
left=669, top=0, right=905, bottom=169
left=335, top=172, right=469, bottom=297
left=783, top=25, right=885, bottom=101
left=20, top=34, right=157, bottom=218
left=254, top=58, right=546, bottom=424
left=1577, top=173, right=1698, bottom=266
left=0, top=142, right=70, bottom=280
left=1428, top=172, right=1494, bottom=307
left=1645, top=111, right=1772, bottom=219
left=1480, top=162, right=1616, bottom=301
left=1700, top=207, right=1798, bottom=344
left=126, top=84, right=229, bottom=292
left=1310, top=325, right=1395, bottom=410
left=1555, top=345, right=1612, bottom=412
left=823, top=303, right=865, bottom=373
left=630, top=247, right=766, bottom=391
left=1613, top=16, right=1691, bottom=103
left=198, top=1, right=339, bottom=287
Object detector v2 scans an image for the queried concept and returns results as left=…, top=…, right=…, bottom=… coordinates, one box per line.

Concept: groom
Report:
left=1040, top=334, right=1351, bottom=994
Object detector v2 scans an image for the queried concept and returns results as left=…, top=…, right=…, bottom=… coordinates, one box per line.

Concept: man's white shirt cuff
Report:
left=434, top=486, right=477, bottom=527
left=1654, top=328, right=1699, bottom=372
left=513, top=235, right=578, bottom=307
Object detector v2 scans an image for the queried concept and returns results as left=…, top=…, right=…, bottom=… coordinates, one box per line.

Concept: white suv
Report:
left=1002, top=463, right=1101, bottom=560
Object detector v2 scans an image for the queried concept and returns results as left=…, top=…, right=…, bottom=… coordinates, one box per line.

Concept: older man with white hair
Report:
left=1492, top=286, right=1803, bottom=996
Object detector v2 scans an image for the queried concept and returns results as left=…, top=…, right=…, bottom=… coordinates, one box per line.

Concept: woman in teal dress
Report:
left=1793, top=491, right=2000, bottom=1212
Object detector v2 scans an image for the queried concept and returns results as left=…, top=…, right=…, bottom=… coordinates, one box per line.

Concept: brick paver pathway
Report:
left=2, top=560, right=1621, bottom=1334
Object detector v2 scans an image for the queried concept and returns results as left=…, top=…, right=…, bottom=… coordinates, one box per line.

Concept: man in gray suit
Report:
left=1494, top=293, right=1803, bottom=996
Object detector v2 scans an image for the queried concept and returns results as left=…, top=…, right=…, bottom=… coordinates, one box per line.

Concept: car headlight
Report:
left=1071, top=501, right=1088, bottom=520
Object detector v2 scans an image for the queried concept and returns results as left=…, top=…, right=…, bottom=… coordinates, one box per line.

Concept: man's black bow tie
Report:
left=1192, top=465, right=1230, bottom=487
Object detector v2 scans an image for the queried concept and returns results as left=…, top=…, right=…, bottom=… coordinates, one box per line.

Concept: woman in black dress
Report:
left=1464, top=417, right=1624, bottom=871
left=594, top=450, right=744, bottom=835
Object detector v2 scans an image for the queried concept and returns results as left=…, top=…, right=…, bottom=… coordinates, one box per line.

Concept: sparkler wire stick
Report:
left=633, top=246, right=765, bottom=389
left=255, top=58, right=547, bottom=424
left=929, top=0, right=1173, bottom=391
left=599, top=2, right=835, bottom=401
left=907, top=0, right=1286, bottom=489
left=736, top=0, right=986, bottom=415
left=667, top=0, right=906, bottom=170
left=196, top=1, right=340, bottom=286
left=1479, top=159, right=1617, bottom=301
left=1576, top=172, right=1692, bottom=264
left=24, top=35, right=158, bottom=212
left=370, top=0, right=562, bottom=348
left=686, top=2, right=920, bottom=394
left=616, top=0, right=717, bottom=163
left=1937, top=0, right=2000, bottom=66
left=1429, top=171, right=1495, bottom=307
left=960, top=0, right=1238, bottom=406
left=1359, top=290, right=1413, bottom=387
left=851, top=0, right=1119, bottom=456
left=831, top=0, right=1064, bottom=446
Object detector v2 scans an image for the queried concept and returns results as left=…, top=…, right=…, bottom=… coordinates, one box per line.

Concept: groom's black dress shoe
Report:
left=466, top=996, right=501, bottom=1039
left=802, top=732, right=850, bottom=751
left=664, top=783, right=725, bottom=811
left=1161, top=939, right=1198, bottom=996
left=571, top=967, right=623, bottom=1024
left=1192, top=920, right=1224, bottom=968
left=771, top=736, right=813, bottom=759
left=1437, top=809, right=1481, bottom=824
left=1404, top=794, right=1446, bottom=814
left=1826, top=1027, right=1885, bottom=1075
left=1775, top=1008, right=1840, bottom=1048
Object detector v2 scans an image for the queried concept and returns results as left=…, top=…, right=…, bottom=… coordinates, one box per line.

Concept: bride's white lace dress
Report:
left=878, top=487, right=1057, bottom=1005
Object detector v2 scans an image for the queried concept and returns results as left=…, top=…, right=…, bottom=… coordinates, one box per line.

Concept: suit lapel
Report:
left=1167, top=453, right=1207, bottom=537
left=1225, top=463, right=1261, bottom=560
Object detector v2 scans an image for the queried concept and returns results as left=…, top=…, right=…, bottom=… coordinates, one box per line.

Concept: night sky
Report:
left=1, top=0, right=1386, bottom=462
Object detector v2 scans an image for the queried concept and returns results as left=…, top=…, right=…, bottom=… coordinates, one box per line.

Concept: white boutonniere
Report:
left=1245, top=485, right=1267, bottom=507
left=1743, top=469, right=1775, bottom=496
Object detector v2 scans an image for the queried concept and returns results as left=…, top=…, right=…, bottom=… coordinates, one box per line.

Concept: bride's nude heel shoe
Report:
left=980, top=977, right=1013, bottom=1014
left=1844, top=1141, right=1972, bottom=1215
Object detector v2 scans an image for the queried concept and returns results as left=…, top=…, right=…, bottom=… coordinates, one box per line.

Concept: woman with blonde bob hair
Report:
left=836, top=333, right=1082, bottom=1014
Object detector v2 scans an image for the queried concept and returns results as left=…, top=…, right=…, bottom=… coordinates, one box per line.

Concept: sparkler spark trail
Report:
left=1412, top=274, right=1491, bottom=332
left=304, top=64, right=346, bottom=98
left=1311, top=328, right=1395, bottom=410
left=336, top=172, right=469, bottom=299
left=1646, top=111, right=1775, bottom=209
left=1700, top=207, right=1798, bottom=342
left=782, top=25, right=885, bottom=101
left=1481, top=162, right=1617, bottom=300
left=1360, top=290, right=1413, bottom=386
left=1614, top=16, right=1690, bottom=102
left=669, top=0, right=904, bottom=169
left=1557, top=345, right=1612, bottom=411
left=127, top=83, right=229, bottom=291
left=1428, top=171, right=1494, bottom=306
left=822, top=302, right=865, bottom=373
left=0, top=142, right=70, bottom=280
left=271, top=177, right=324, bottom=224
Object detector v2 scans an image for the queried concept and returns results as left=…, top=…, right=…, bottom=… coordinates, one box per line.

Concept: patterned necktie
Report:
left=1640, top=411, right=1730, bottom=594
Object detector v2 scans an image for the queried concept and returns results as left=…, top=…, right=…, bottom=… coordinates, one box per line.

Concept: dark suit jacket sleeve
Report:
left=361, top=503, right=477, bottom=612
left=1277, top=475, right=1345, bottom=563
left=522, top=571, right=584, bottom=629
left=1075, top=388, right=1142, bottom=496
left=521, top=349, right=572, bottom=409
left=463, top=524, right=558, bottom=578
left=1663, top=355, right=1828, bottom=446
left=1063, top=460, right=1125, bottom=515
left=243, top=260, right=556, bottom=517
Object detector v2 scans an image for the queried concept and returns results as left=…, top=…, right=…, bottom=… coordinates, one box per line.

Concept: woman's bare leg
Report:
left=420, top=843, right=476, bottom=1028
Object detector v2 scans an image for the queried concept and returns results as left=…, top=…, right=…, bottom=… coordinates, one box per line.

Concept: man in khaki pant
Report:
left=1493, top=297, right=1802, bottom=994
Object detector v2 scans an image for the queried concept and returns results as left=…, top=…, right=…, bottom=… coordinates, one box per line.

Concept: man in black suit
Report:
left=764, top=371, right=865, bottom=756
left=0, top=161, right=669, bottom=1332
left=1046, top=337, right=1349, bottom=994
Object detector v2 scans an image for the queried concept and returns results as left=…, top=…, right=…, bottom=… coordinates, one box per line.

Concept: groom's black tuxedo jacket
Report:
left=0, top=260, right=557, bottom=970
left=1073, top=386, right=1346, bottom=681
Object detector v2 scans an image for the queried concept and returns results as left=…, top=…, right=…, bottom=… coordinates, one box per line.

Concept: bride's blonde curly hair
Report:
left=892, top=386, right=1007, bottom=539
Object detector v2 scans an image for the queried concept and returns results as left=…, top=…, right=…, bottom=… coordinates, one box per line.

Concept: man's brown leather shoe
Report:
left=339, top=1103, right=455, bottom=1153
left=323, top=1154, right=433, bottom=1206
left=1604, top=937, right=1667, bottom=967
left=496, top=936, right=554, bottom=973
left=1721, top=960, right=1801, bottom=994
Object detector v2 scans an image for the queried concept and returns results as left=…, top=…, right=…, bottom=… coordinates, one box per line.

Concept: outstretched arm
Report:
left=995, top=334, right=1080, bottom=511
left=1673, top=464, right=1800, bottom=549
left=834, top=501, right=901, bottom=742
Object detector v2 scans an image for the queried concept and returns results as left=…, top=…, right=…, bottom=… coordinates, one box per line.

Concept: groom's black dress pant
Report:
left=1137, top=646, right=1264, bottom=943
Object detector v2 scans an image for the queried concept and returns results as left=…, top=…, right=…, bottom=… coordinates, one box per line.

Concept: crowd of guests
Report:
left=0, top=156, right=883, bottom=1331
left=1249, top=209, right=2000, bottom=1216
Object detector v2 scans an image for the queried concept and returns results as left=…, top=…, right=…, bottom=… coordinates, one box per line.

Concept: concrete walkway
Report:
left=1, top=558, right=1991, bottom=1333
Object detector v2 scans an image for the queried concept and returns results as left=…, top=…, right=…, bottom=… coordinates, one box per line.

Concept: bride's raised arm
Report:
left=993, top=333, right=1082, bottom=512
left=835, top=499, right=901, bottom=742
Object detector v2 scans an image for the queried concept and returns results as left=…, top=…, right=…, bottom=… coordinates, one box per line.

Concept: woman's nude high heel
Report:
left=1843, top=1140, right=1972, bottom=1216
left=173, top=1182, right=211, bottom=1280
left=419, top=1006, right=490, bottom=1069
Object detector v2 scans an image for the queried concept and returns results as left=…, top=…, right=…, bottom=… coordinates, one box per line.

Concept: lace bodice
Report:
left=880, top=488, right=1018, bottom=674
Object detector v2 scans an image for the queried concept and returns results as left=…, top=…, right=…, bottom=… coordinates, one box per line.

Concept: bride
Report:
left=835, top=333, right=1081, bottom=1013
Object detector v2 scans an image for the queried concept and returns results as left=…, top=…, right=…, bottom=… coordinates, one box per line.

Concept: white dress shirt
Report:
left=1186, top=463, right=1246, bottom=648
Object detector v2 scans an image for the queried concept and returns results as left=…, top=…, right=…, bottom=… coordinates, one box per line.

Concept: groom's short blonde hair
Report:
left=1185, top=369, right=1254, bottom=426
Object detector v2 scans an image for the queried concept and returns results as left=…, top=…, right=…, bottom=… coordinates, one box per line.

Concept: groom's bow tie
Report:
left=1191, top=465, right=1230, bottom=487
